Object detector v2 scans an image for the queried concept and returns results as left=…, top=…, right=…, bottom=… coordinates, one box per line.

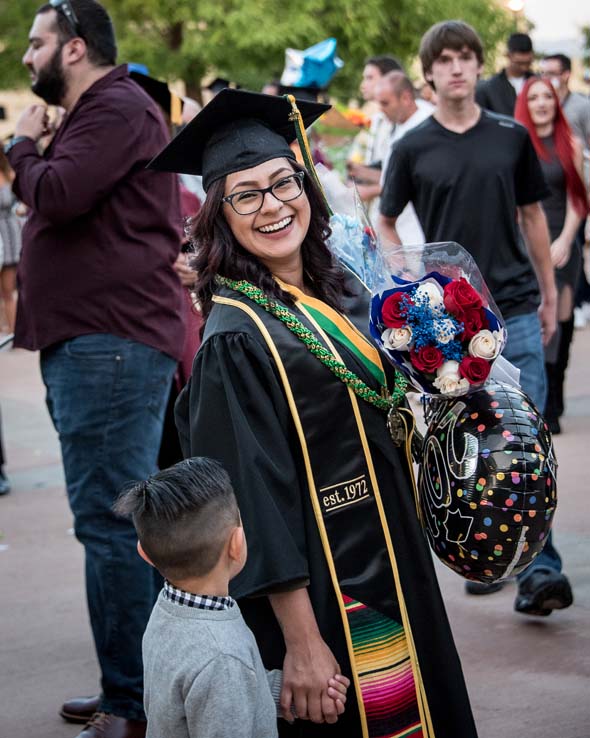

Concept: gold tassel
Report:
left=284, top=94, right=332, bottom=216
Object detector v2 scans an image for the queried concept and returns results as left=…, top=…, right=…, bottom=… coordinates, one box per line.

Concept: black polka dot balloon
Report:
left=417, top=381, right=557, bottom=583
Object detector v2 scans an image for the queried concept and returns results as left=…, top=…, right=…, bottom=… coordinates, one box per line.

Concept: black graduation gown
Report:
left=175, top=276, right=478, bottom=738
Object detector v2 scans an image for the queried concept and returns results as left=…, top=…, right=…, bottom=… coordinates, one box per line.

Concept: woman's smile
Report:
left=256, top=215, right=294, bottom=235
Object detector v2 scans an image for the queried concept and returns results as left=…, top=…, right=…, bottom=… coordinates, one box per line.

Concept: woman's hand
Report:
left=281, top=634, right=342, bottom=724
left=268, top=588, right=349, bottom=724
left=550, top=236, right=571, bottom=269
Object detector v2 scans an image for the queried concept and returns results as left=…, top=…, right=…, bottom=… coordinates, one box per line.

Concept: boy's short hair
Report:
left=419, top=20, right=484, bottom=82
left=507, top=33, right=533, bottom=54
left=114, top=457, right=239, bottom=581
left=364, top=54, right=404, bottom=75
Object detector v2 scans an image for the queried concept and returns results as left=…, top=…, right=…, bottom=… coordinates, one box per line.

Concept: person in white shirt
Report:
left=375, top=71, right=433, bottom=242
left=347, top=55, right=404, bottom=209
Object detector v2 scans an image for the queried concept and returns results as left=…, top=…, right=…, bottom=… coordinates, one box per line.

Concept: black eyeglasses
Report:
left=222, top=171, right=305, bottom=215
left=50, top=0, right=82, bottom=37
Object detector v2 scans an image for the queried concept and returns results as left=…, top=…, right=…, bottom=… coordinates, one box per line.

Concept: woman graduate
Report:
left=150, top=90, right=478, bottom=738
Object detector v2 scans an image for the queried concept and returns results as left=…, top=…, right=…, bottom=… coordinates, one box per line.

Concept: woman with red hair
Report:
left=515, top=77, right=589, bottom=433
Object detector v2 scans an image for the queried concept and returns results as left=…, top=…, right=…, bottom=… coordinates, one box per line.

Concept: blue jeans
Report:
left=41, top=334, right=176, bottom=719
left=503, top=313, right=562, bottom=577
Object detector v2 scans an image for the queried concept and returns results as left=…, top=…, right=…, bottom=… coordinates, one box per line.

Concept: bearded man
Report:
left=4, top=2, right=185, bottom=736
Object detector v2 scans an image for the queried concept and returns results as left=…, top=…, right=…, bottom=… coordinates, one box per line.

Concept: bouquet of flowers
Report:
left=369, top=242, right=507, bottom=397
left=328, top=214, right=379, bottom=287
left=317, top=163, right=381, bottom=286
left=317, top=174, right=514, bottom=398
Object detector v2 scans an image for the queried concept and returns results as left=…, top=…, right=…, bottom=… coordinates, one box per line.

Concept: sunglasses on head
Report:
left=49, top=0, right=82, bottom=38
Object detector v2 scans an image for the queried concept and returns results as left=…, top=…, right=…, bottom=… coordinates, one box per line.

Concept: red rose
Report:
left=444, top=278, right=483, bottom=318
left=460, top=308, right=484, bottom=340
left=381, top=292, right=412, bottom=328
left=460, top=308, right=491, bottom=340
left=410, top=346, right=444, bottom=374
left=459, top=356, right=491, bottom=385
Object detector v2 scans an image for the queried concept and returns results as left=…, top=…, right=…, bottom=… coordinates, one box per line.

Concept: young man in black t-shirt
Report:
left=379, top=21, right=573, bottom=617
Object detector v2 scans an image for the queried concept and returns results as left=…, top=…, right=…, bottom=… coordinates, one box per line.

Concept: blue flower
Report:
left=441, top=340, right=464, bottom=361
left=403, top=288, right=462, bottom=353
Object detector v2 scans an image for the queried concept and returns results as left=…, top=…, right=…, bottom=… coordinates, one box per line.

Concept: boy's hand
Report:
left=323, top=674, right=350, bottom=721
left=281, top=636, right=341, bottom=724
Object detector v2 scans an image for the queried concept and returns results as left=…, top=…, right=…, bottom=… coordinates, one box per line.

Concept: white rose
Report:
left=433, top=362, right=470, bottom=395
left=434, top=374, right=470, bottom=395
left=469, top=329, right=500, bottom=360
left=382, top=326, right=413, bottom=351
left=437, top=360, right=460, bottom=378
left=414, top=281, right=444, bottom=310
left=434, top=318, right=458, bottom=344
left=433, top=360, right=470, bottom=395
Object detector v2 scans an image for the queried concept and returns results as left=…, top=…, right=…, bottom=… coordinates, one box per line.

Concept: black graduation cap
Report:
left=278, top=85, right=324, bottom=102
left=148, top=88, right=329, bottom=191
left=129, top=71, right=184, bottom=126
left=205, top=77, right=232, bottom=95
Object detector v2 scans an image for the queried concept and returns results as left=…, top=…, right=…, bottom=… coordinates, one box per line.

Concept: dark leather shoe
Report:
left=515, top=567, right=573, bottom=616
left=60, top=696, right=101, bottom=723
left=75, top=713, right=146, bottom=738
left=465, top=580, right=505, bottom=595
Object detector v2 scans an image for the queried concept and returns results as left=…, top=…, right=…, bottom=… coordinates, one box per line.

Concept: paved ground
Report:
left=1, top=331, right=589, bottom=738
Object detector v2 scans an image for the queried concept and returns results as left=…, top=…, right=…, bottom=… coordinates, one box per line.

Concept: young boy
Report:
left=114, top=457, right=349, bottom=738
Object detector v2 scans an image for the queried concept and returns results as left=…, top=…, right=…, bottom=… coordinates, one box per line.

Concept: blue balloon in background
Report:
left=281, top=38, right=343, bottom=90
left=127, top=62, right=149, bottom=76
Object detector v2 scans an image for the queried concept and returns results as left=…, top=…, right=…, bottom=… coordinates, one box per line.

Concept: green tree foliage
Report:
left=0, top=1, right=42, bottom=89
left=0, top=0, right=512, bottom=97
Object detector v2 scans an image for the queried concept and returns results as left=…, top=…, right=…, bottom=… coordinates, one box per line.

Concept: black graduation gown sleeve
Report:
left=175, top=330, right=310, bottom=599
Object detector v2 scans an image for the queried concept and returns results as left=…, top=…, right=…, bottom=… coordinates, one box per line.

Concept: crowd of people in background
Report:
left=0, top=148, right=22, bottom=496
left=1, top=1, right=589, bottom=737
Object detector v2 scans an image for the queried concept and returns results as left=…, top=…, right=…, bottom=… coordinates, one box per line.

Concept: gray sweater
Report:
left=143, top=593, right=279, bottom=738
left=563, top=92, right=590, bottom=148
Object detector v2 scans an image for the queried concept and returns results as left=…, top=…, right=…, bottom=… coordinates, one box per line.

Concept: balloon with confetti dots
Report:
left=417, top=381, right=556, bottom=582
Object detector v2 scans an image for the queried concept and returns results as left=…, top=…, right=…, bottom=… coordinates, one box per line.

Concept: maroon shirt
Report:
left=8, top=65, right=185, bottom=360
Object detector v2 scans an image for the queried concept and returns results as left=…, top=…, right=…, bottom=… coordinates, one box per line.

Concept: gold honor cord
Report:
left=284, top=94, right=333, bottom=216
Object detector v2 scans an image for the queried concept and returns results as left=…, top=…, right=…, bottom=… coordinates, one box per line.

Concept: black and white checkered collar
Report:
left=163, top=580, right=236, bottom=611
